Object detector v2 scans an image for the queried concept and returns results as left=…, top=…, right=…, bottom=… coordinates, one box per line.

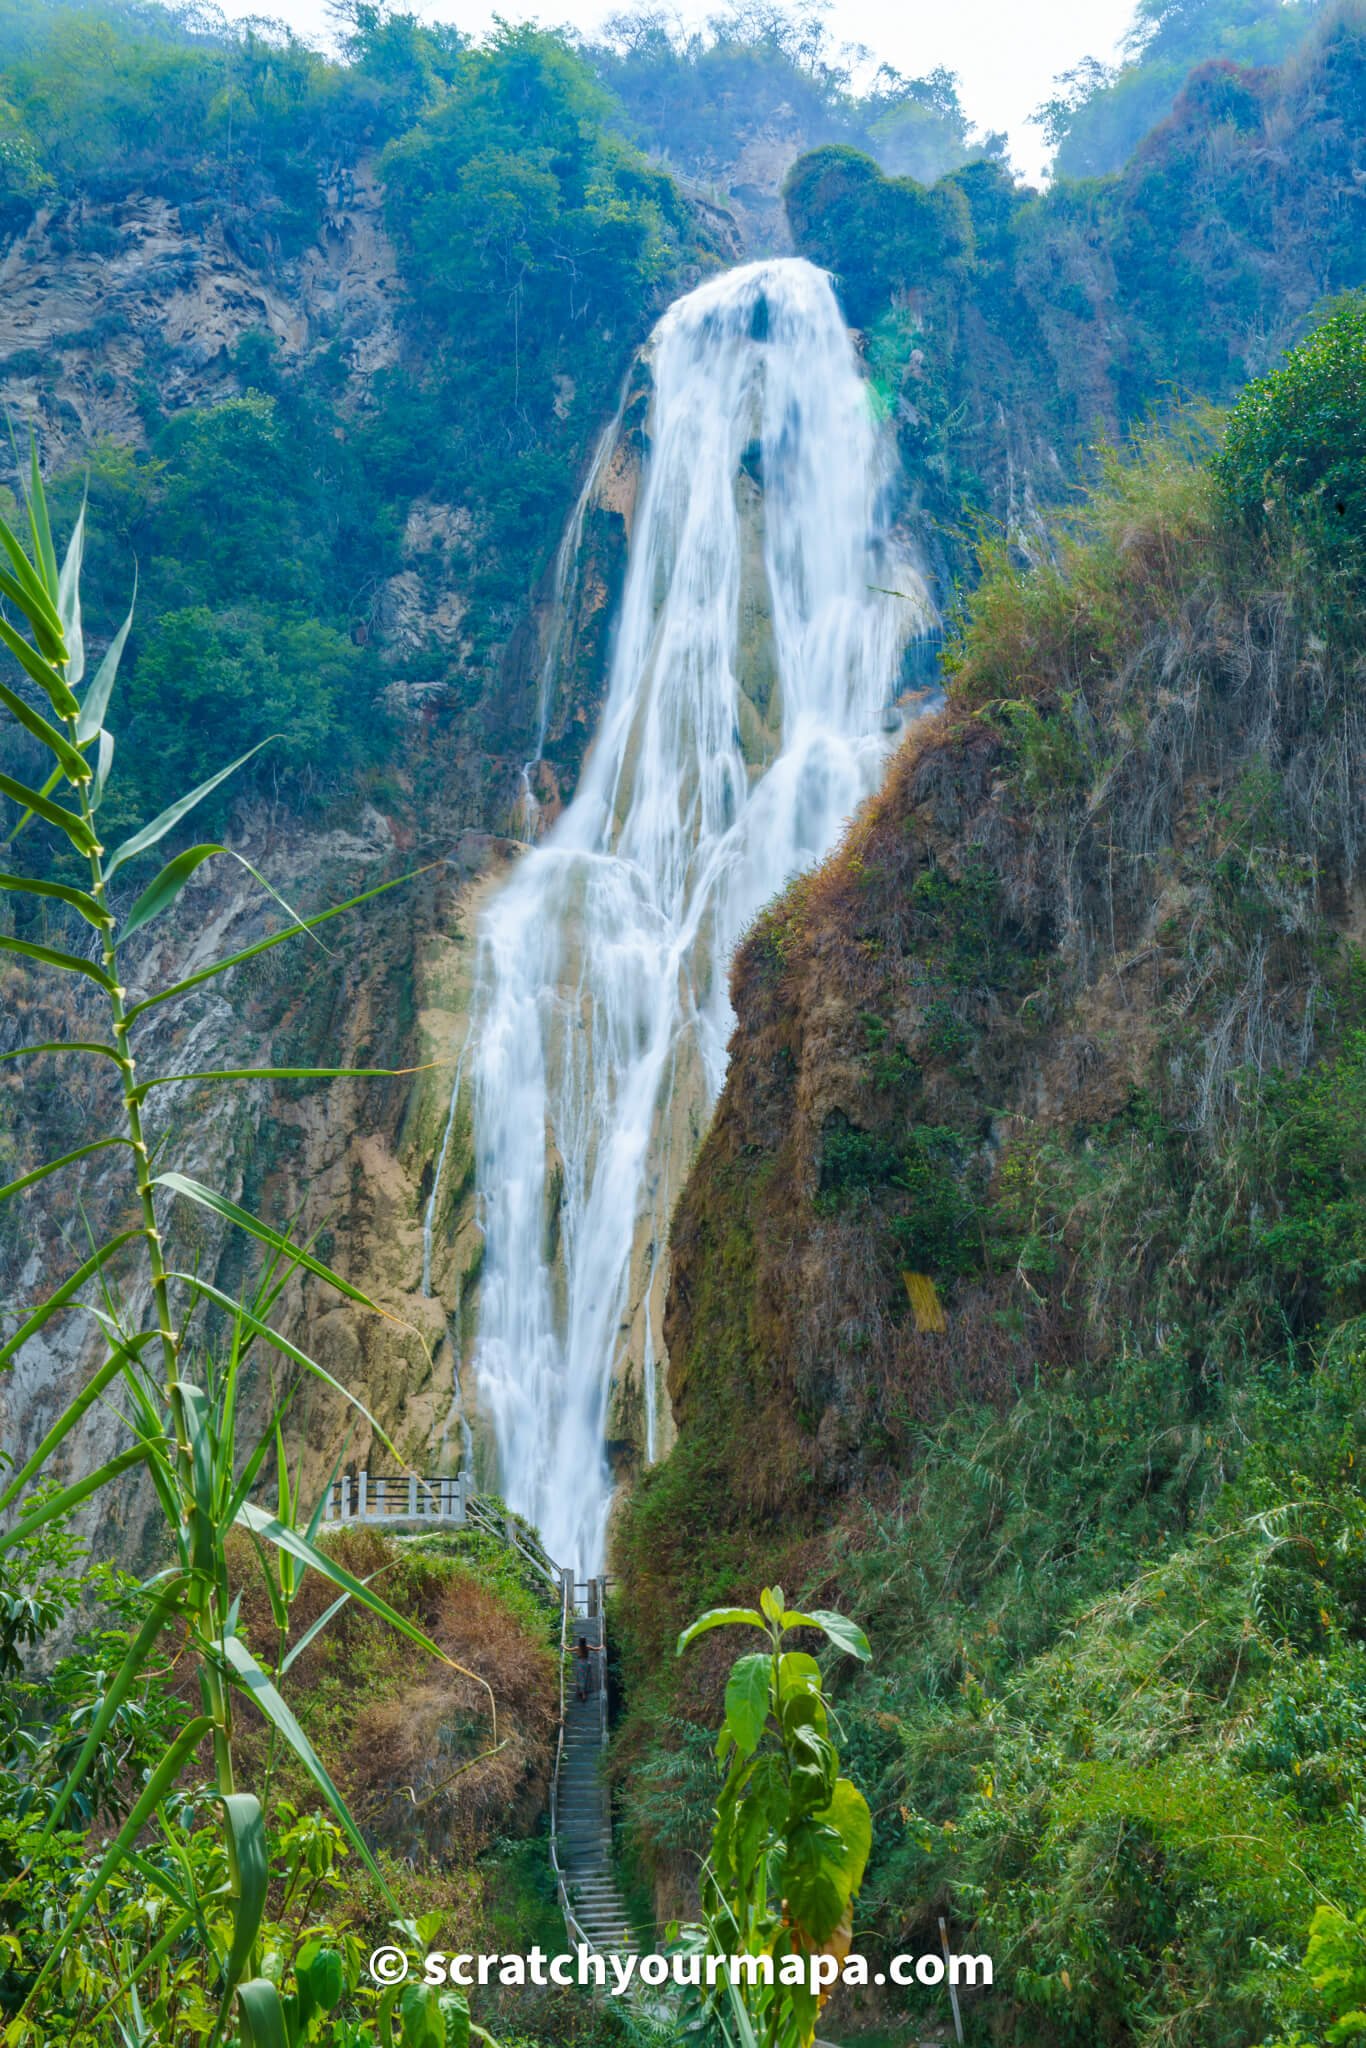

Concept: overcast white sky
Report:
left=217, top=0, right=1139, bottom=183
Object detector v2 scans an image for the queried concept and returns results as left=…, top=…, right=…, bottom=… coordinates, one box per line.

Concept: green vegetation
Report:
left=616, top=300, right=1366, bottom=2047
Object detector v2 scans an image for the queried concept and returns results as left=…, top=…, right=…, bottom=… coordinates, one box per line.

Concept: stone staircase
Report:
left=554, top=1606, right=638, bottom=1958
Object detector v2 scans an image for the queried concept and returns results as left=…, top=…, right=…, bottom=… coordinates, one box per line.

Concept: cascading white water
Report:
left=466, top=257, right=929, bottom=1572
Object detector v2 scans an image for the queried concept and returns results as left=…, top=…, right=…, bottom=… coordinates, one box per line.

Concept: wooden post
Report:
left=357, top=1470, right=368, bottom=1521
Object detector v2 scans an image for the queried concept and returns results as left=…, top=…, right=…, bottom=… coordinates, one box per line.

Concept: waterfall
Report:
left=466, top=257, right=929, bottom=1572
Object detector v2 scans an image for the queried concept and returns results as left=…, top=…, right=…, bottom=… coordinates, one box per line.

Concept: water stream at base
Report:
left=464, top=257, right=929, bottom=1573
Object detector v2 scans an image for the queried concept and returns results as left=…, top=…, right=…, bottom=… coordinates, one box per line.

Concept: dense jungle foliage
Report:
left=615, top=299, right=1366, bottom=2047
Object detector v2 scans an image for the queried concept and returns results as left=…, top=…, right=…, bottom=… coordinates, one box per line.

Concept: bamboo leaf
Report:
left=105, top=740, right=277, bottom=879
left=220, top=1792, right=269, bottom=1997
left=0, top=1038, right=125, bottom=1068
left=0, top=931, right=114, bottom=991
left=0, top=870, right=110, bottom=928
left=0, top=768, right=97, bottom=850
left=0, top=1334, right=150, bottom=1512
left=134, top=1063, right=420, bottom=1101
left=125, top=863, right=436, bottom=1023
left=22, top=1716, right=214, bottom=2006
left=76, top=584, right=135, bottom=744
left=93, top=726, right=114, bottom=807
left=0, top=1226, right=146, bottom=1370
left=219, top=1634, right=394, bottom=1902
left=236, top=1507, right=451, bottom=1671
left=0, top=674, right=90, bottom=780
left=0, top=1443, right=150, bottom=1557
left=41, top=1575, right=188, bottom=1835
left=170, top=1273, right=404, bottom=1477
left=119, top=843, right=222, bottom=943
left=56, top=490, right=86, bottom=687
left=155, top=1172, right=395, bottom=1318
left=280, top=1587, right=356, bottom=1674
left=0, top=614, right=78, bottom=719
left=0, top=545, right=65, bottom=661
left=0, top=1134, right=132, bottom=1203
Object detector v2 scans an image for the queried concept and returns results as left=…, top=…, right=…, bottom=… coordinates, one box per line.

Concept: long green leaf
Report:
left=0, top=931, right=114, bottom=990
left=119, top=841, right=326, bottom=952
left=235, top=1507, right=452, bottom=1670
left=41, top=1575, right=188, bottom=1835
left=105, top=740, right=277, bottom=879
left=0, top=614, right=78, bottom=719
left=0, top=768, right=96, bottom=850
left=134, top=1064, right=417, bottom=1100
left=0, top=1444, right=150, bottom=1558
left=0, top=540, right=65, bottom=661
left=235, top=1978, right=291, bottom=2048
left=0, top=1037, right=125, bottom=1068
left=219, top=1635, right=394, bottom=1902
left=172, top=1273, right=403, bottom=1480
left=220, top=1792, right=269, bottom=1998
left=119, top=843, right=222, bottom=943
left=155, top=1172, right=395, bottom=1318
left=0, top=869, right=110, bottom=928
left=76, top=584, right=135, bottom=744
left=22, top=1716, right=213, bottom=2006
left=280, top=1587, right=357, bottom=1675
left=0, top=675, right=90, bottom=781
left=0, top=1334, right=150, bottom=1512
left=125, top=864, right=436, bottom=1023
left=0, top=1226, right=146, bottom=1369
left=0, top=1134, right=131, bottom=1203
left=56, top=489, right=85, bottom=686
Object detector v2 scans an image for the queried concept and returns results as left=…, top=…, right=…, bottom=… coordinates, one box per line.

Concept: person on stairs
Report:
left=574, top=1635, right=593, bottom=1701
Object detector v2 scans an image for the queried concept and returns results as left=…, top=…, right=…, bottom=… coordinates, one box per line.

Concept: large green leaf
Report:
left=77, top=584, right=135, bottom=743
left=723, top=1653, right=773, bottom=1760
left=220, top=1792, right=269, bottom=1997
left=0, top=1444, right=151, bottom=1557
left=0, top=768, right=96, bottom=850
left=0, top=1133, right=130, bottom=1203
left=677, top=1607, right=765, bottom=1655
left=780, top=1608, right=872, bottom=1664
left=235, top=1505, right=453, bottom=1670
left=0, top=931, right=115, bottom=991
left=0, top=513, right=65, bottom=658
left=105, top=740, right=277, bottom=878
left=134, top=1063, right=412, bottom=1102
left=170, top=1273, right=403, bottom=1477
left=0, top=674, right=89, bottom=781
left=42, top=1574, right=188, bottom=1834
left=0, top=1334, right=149, bottom=1512
left=219, top=1634, right=394, bottom=1903
left=155, top=1171, right=393, bottom=1316
left=0, top=1226, right=146, bottom=1369
left=118, top=842, right=223, bottom=942
left=125, top=862, right=435, bottom=1022
left=235, top=1978, right=290, bottom=2048
left=0, top=615, right=78, bottom=719
left=0, top=1037, right=124, bottom=1068
left=0, top=869, right=110, bottom=929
